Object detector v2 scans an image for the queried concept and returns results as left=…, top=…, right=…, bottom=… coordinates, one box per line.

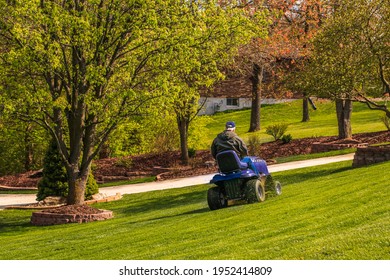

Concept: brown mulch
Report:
left=39, top=204, right=103, bottom=215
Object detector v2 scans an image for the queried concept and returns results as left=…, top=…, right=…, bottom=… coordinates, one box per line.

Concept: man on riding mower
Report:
left=211, top=121, right=248, bottom=159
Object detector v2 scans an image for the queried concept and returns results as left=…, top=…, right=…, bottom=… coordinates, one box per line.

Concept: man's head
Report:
left=225, top=121, right=236, bottom=131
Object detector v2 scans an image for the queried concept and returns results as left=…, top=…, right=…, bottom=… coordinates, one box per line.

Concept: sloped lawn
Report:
left=203, top=100, right=386, bottom=146
left=0, top=160, right=389, bottom=260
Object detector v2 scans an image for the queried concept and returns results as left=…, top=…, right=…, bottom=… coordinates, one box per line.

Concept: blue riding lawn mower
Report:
left=207, top=150, right=282, bottom=210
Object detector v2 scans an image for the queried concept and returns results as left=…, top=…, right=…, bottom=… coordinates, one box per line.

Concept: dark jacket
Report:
left=211, top=130, right=248, bottom=159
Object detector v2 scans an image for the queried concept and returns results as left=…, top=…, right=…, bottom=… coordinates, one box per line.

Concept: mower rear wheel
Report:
left=207, top=186, right=227, bottom=210
left=245, top=179, right=265, bottom=203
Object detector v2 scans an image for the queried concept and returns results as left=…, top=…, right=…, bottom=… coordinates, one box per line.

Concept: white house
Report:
left=198, top=74, right=299, bottom=115
left=198, top=96, right=295, bottom=115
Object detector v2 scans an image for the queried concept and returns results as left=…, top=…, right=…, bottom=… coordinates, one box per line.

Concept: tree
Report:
left=166, top=1, right=268, bottom=164
left=226, top=2, right=273, bottom=132
left=308, top=15, right=357, bottom=138
left=249, top=62, right=265, bottom=131
left=0, top=116, right=48, bottom=175
left=0, top=47, right=48, bottom=174
left=265, top=0, right=336, bottom=122
left=348, top=0, right=390, bottom=117
left=228, top=1, right=332, bottom=132
left=0, top=0, right=191, bottom=205
left=307, top=0, right=390, bottom=139
left=232, top=38, right=271, bottom=132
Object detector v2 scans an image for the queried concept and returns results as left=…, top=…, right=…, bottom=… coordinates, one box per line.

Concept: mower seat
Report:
left=216, top=150, right=248, bottom=173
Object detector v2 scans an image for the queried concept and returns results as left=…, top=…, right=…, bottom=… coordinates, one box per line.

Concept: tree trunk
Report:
left=302, top=96, right=310, bottom=122
left=335, top=98, right=353, bottom=139
left=249, top=63, right=263, bottom=132
left=67, top=164, right=89, bottom=205
left=24, top=123, right=34, bottom=171
left=177, top=117, right=189, bottom=165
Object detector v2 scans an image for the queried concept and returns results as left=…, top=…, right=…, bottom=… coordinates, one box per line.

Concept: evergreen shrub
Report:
left=281, top=134, right=293, bottom=144
left=37, top=140, right=98, bottom=201
left=188, top=147, right=196, bottom=158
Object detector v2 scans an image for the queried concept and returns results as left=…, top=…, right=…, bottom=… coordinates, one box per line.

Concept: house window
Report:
left=226, top=98, right=239, bottom=106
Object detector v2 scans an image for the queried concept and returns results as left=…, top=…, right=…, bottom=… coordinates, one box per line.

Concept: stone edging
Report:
left=0, top=185, right=37, bottom=191
left=352, top=146, right=390, bottom=167
left=31, top=209, right=113, bottom=226
left=28, top=193, right=122, bottom=226
left=85, top=193, right=122, bottom=205
left=311, top=142, right=368, bottom=153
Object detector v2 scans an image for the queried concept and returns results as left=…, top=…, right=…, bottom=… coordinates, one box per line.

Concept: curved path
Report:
left=0, top=153, right=355, bottom=209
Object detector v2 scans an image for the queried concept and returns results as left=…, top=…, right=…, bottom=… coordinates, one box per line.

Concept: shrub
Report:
left=37, top=140, right=68, bottom=201
left=188, top=147, right=196, bottom=158
left=84, top=172, right=99, bottom=200
left=115, top=157, right=133, bottom=168
left=265, top=123, right=289, bottom=141
left=154, top=132, right=179, bottom=152
left=248, top=134, right=262, bottom=155
left=37, top=140, right=98, bottom=201
left=281, top=134, right=293, bottom=144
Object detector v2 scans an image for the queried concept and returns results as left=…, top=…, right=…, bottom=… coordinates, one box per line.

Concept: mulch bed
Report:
left=30, top=205, right=113, bottom=226
left=39, top=204, right=103, bottom=214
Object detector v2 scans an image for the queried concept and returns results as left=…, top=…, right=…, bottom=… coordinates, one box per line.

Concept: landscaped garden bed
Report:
left=353, top=144, right=390, bottom=167
left=30, top=205, right=113, bottom=226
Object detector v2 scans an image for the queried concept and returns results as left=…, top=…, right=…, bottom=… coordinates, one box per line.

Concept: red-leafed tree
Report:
left=263, top=0, right=336, bottom=122
left=231, top=1, right=335, bottom=132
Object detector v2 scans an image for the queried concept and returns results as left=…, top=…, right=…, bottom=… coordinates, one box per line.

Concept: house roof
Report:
left=205, top=77, right=253, bottom=98
left=202, top=75, right=302, bottom=99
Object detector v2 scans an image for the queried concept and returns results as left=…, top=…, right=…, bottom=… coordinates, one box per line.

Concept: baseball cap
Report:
left=225, top=121, right=236, bottom=130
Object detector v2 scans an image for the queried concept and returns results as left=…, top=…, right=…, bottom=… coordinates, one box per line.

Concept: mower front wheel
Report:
left=274, top=181, right=282, bottom=195
left=207, top=186, right=227, bottom=210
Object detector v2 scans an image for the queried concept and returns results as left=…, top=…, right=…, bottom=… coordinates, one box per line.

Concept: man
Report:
left=211, top=121, right=248, bottom=159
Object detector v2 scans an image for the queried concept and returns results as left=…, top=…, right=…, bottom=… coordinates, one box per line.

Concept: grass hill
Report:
left=199, top=99, right=386, bottom=147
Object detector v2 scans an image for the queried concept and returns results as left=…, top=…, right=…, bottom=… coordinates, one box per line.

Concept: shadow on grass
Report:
left=111, top=187, right=210, bottom=221
left=0, top=217, right=35, bottom=234
left=0, top=188, right=211, bottom=231
left=133, top=207, right=211, bottom=224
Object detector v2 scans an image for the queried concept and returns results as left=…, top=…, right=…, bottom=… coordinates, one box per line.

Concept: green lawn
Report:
left=1, top=160, right=389, bottom=260
left=200, top=100, right=386, bottom=148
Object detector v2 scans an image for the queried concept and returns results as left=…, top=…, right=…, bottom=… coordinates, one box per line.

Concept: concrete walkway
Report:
left=0, top=153, right=355, bottom=209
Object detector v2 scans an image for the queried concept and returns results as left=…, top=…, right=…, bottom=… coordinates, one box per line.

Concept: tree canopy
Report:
left=0, top=0, right=198, bottom=204
left=164, top=1, right=268, bottom=163
left=0, top=0, right=266, bottom=203
left=304, top=0, right=390, bottom=138
left=308, top=0, right=389, bottom=99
